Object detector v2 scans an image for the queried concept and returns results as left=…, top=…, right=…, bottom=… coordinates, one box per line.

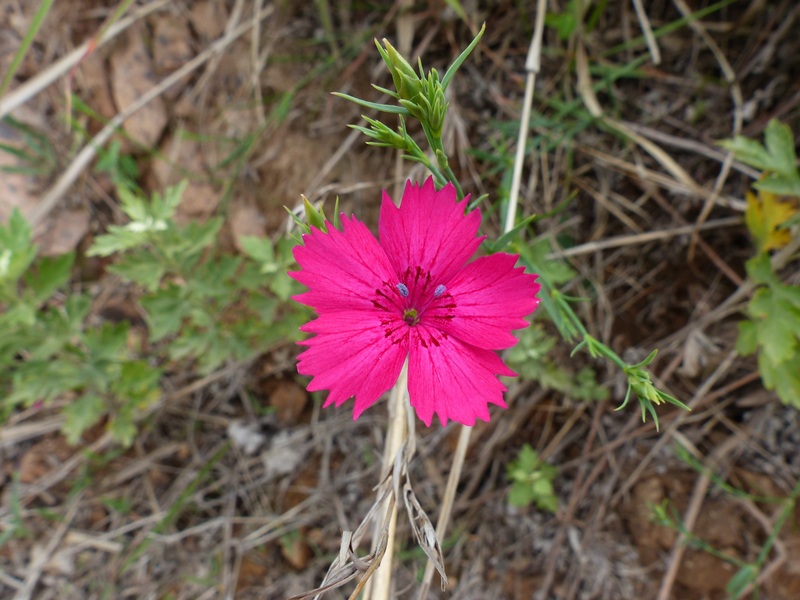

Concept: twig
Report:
left=547, top=216, right=741, bottom=258
left=504, top=0, right=547, bottom=233
left=631, top=0, right=661, bottom=64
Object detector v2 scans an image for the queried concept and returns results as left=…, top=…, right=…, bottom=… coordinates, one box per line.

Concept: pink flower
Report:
left=290, top=177, right=541, bottom=426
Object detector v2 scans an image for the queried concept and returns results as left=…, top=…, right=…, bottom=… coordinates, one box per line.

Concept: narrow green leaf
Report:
left=0, top=0, right=55, bottom=98
left=441, top=23, right=485, bottom=90
left=332, top=92, right=410, bottom=115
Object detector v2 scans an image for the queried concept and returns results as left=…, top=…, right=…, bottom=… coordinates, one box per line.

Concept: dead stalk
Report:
left=364, top=360, right=409, bottom=600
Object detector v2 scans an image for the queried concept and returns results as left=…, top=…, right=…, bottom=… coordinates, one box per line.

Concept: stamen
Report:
left=397, top=283, right=409, bottom=297
left=434, top=284, right=446, bottom=298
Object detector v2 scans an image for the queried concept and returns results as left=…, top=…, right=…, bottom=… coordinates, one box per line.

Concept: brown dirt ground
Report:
left=2, top=1, right=800, bottom=599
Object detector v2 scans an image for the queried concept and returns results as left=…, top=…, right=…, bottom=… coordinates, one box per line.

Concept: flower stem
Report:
left=417, top=424, right=471, bottom=599
left=365, top=359, right=409, bottom=600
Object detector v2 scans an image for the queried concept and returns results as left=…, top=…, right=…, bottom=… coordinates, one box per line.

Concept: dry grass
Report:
left=2, top=1, right=800, bottom=599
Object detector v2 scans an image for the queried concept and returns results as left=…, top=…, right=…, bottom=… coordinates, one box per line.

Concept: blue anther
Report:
left=434, top=284, right=446, bottom=298
left=397, top=283, right=409, bottom=297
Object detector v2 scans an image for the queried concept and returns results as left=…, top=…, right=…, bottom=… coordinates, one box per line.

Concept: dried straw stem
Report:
left=364, top=360, right=409, bottom=600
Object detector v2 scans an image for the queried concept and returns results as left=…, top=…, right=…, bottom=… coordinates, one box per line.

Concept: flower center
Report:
left=403, top=308, right=419, bottom=326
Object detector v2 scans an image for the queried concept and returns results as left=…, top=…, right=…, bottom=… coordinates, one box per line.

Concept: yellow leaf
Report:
left=744, top=189, right=798, bottom=252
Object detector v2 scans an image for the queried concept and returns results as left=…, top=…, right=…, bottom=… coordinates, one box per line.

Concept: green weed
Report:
left=721, top=120, right=800, bottom=407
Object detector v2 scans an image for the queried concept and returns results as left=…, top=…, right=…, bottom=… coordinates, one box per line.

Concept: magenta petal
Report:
left=426, top=253, right=541, bottom=349
left=297, top=311, right=409, bottom=418
left=290, top=215, right=397, bottom=313
left=407, top=324, right=514, bottom=426
left=379, top=177, right=483, bottom=285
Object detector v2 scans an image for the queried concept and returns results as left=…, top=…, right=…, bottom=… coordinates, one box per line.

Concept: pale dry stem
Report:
left=364, top=360, right=409, bottom=600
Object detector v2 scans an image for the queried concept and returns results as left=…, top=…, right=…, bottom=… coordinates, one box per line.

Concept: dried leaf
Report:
left=109, top=26, right=168, bottom=147
left=403, top=478, right=448, bottom=588
left=744, top=189, right=798, bottom=253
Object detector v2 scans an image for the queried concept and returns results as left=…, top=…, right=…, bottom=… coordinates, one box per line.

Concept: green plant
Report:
left=0, top=210, right=161, bottom=446
left=1, top=177, right=304, bottom=447
left=506, top=323, right=608, bottom=402
left=720, top=119, right=800, bottom=197
left=0, top=116, right=58, bottom=177
left=506, top=443, right=558, bottom=512
left=87, top=182, right=304, bottom=375
left=721, top=120, right=800, bottom=407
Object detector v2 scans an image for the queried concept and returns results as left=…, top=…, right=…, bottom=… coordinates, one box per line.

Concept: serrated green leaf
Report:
left=719, top=136, right=772, bottom=171
left=517, top=444, right=539, bottom=472
left=775, top=281, right=800, bottom=311
left=735, top=320, right=758, bottom=356
left=186, top=255, right=242, bottom=299
left=519, top=238, right=576, bottom=286
left=109, top=251, right=166, bottom=291
left=0, top=209, right=33, bottom=252
left=744, top=253, right=775, bottom=286
left=64, top=294, right=92, bottom=328
left=754, top=173, right=800, bottom=197
left=0, top=209, right=37, bottom=283
left=239, top=235, right=277, bottom=272
left=168, top=328, right=208, bottom=363
left=759, top=352, right=800, bottom=408
left=721, top=120, right=800, bottom=184
left=62, top=394, right=104, bottom=445
left=117, top=186, right=150, bottom=222
left=83, top=322, right=129, bottom=362
left=508, top=482, right=537, bottom=507
left=1, top=303, right=36, bottom=327
left=163, top=218, right=224, bottom=264
left=152, top=182, right=186, bottom=221
left=9, top=358, right=90, bottom=407
left=247, top=294, right=277, bottom=323
left=88, top=225, right=148, bottom=256
left=140, top=284, right=188, bottom=341
left=111, top=360, right=161, bottom=407
left=763, top=119, right=798, bottom=176
left=269, top=271, right=297, bottom=301
left=23, top=252, right=74, bottom=304
left=749, top=286, right=800, bottom=365
left=109, top=411, right=137, bottom=447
